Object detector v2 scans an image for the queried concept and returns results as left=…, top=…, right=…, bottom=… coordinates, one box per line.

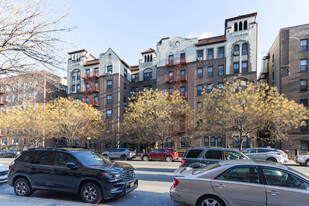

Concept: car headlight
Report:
left=102, top=172, right=121, bottom=179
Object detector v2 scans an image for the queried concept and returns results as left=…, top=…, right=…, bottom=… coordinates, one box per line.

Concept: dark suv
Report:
left=8, top=148, right=138, bottom=204
left=180, top=147, right=249, bottom=168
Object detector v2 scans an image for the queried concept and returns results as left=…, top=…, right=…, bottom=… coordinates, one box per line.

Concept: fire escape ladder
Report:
left=85, top=78, right=95, bottom=91
left=172, top=81, right=182, bottom=94
left=170, top=64, right=181, bottom=82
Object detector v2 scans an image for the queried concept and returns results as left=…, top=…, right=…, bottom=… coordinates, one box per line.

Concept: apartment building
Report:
left=259, top=23, right=309, bottom=156
left=68, top=12, right=258, bottom=151
left=0, top=71, right=67, bottom=150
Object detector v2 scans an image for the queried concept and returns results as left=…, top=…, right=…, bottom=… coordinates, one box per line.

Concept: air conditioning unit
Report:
left=233, top=51, right=239, bottom=56
left=197, top=57, right=203, bottom=61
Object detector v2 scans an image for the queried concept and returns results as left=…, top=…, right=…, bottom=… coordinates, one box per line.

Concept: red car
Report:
left=141, top=148, right=179, bottom=162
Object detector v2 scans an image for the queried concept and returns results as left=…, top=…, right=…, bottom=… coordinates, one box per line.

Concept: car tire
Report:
left=80, top=182, right=102, bottom=204
left=142, top=156, right=149, bottom=161
left=14, top=178, right=33, bottom=196
left=306, top=160, right=309, bottom=167
left=197, top=195, right=225, bottom=206
left=165, top=156, right=173, bottom=162
left=120, top=155, right=127, bottom=161
left=266, top=157, right=277, bottom=162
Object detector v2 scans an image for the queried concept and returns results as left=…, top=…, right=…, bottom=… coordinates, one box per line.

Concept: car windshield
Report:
left=192, top=163, right=221, bottom=175
left=74, top=151, right=111, bottom=166
left=288, top=167, right=309, bottom=179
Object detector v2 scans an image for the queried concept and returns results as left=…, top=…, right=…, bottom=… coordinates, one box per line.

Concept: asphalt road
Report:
left=0, top=158, right=308, bottom=206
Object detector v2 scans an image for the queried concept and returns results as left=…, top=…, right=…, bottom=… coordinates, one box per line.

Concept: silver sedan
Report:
left=170, top=160, right=309, bottom=206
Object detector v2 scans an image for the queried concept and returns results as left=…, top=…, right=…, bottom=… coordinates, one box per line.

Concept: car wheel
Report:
left=80, top=182, right=102, bottom=204
left=165, top=156, right=172, bottom=162
left=142, top=156, right=149, bottom=161
left=120, top=155, right=127, bottom=161
left=14, top=178, right=33, bottom=196
left=197, top=195, right=225, bottom=206
left=306, top=160, right=309, bottom=167
left=266, top=157, right=277, bottom=162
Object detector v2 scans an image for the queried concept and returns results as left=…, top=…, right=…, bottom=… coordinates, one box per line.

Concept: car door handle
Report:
left=215, top=184, right=225, bottom=189
left=267, top=190, right=279, bottom=196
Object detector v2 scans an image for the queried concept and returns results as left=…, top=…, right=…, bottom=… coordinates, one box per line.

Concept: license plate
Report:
left=130, top=182, right=134, bottom=188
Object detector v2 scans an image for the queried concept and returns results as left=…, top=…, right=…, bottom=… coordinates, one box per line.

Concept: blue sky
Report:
left=54, top=0, right=309, bottom=76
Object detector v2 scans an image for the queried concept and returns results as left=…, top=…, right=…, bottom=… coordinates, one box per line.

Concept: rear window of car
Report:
left=185, top=149, right=203, bottom=158
left=205, top=150, right=223, bottom=160
left=257, top=149, right=274, bottom=153
left=168, top=149, right=176, bottom=152
left=193, top=163, right=221, bottom=175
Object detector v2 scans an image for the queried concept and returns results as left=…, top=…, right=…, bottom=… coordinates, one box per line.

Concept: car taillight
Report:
left=181, top=159, right=186, bottom=166
left=173, top=178, right=179, bottom=188
left=9, top=160, right=15, bottom=171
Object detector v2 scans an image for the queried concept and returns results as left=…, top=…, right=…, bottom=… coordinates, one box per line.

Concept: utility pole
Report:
left=42, top=71, right=46, bottom=148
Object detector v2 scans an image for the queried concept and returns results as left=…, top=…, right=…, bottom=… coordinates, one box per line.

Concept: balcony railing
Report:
left=82, top=71, right=99, bottom=79
left=165, top=57, right=187, bottom=67
left=81, top=86, right=99, bottom=93
left=165, top=74, right=187, bottom=83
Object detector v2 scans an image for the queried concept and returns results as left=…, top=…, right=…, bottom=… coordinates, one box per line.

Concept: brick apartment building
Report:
left=67, top=12, right=258, bottom=151
left=0, top=71, right=67, bottom=150
left=259, top=23, right=309, bottom=156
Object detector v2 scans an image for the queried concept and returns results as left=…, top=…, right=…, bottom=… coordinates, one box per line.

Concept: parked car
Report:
left=141, top=148, right=179, bottom=162
left=102, top=148, right=136, bottom=161
left=170, top=159, right=309, bottom=206
left=8, top=148, right=138, bottom=204
left=242, top=148, right=285, bottom=163
left=0, top=149, right=21, bottom=158
left=0, top=166, right=9, bottom=184
left=180, top=147, right=249, bottom=168
left=295, top=154, right=309, bottom=166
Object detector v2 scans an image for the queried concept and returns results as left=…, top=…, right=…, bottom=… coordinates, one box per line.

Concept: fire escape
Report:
left=165, top=55, right=188, bottom=135
left=81, top=71, right=99, bottom=107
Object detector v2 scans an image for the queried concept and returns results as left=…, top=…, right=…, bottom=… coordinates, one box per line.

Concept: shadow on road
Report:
left=136, top=173, right=173, bottom=183
left=135, top=167, right=176, bottom=173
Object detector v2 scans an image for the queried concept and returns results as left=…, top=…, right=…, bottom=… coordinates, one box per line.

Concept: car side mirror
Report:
left=66, top=162, right=78, bottom=169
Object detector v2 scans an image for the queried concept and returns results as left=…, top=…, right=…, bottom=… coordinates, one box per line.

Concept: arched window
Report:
left=150, top=55, right=152, bottom=62
left=147, top=55, right=150, bottom=62
left=234, top=22, right=238, bottom=32
left=244, top=20, right=248, bottom=30
left=239, top=21, right=243, bottom=31
left=233, top=44, right=240, bottom=55
left=72, top=72, right=76, bottom=81
left=143, top=69, right=152, bottom=81
left=144, top=55, right=147, bottom=62
left=242, top=43, right=248, bottom=55
left=77, top=71, right=80, bottom=80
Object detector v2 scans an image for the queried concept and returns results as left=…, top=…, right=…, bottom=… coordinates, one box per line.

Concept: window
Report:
left=86, top=83, right=90, bottom=91
left=72, top=72, right=76, bottom=81
left=242, top=43, right=248, bottom=55
left=218, top=65, right=224, bottom=76
left=300, top=99, right=308, bottom=107
left=24, top=82, right=27, bottom=90
left=107, top=80, right=112, bottom=89
left=13, top=94, right=16, bottom=102
left=168, top=55, right=174, bottom=65
left=168, top=71, right=174, bottom=78
left=239, top=21, right=243, bottom=31
left=72, top=85, right=75, bottom=93
left=300, top=39, right=308, bottom=51
left=234, top=63, right=239, bottom=73
left=124, top=68, right=127, bottom=78
left=300, top=59, right=307, bottom=71
left=76, top=84, right=80, bottom=93
left=197, top=102, right=203, bottom=110
left=197, top=85, right=203, bottom=96
left=94, top=68, right=99, bottom=76
left=234, top=22, right=238, bottom=32
left=180, top=86, right=185, bottom=97
left=207, top=84, right=213, bottom=93
left=207, top=67, right=213, bottom=77
left=144, top=85, right=151, bottom=90
left=197, top=50, right=203, bottom=60
left=300, top=80, right=307, bottom=92
left=185, top=149, right=203, bottom=158
left=143, top=71, right=152, bottom=81
left=86, top=97, right=89, bottom=103
left=262, top=168, right=309, bottom=190
left=131, top=87, right=139, bottom=93
left=207, top=48, right=213, bottom=60
left=233, top=45, right=240, bottom=56
left=31, top=151, right=53, bottom=165
left=217, top=137, right=223, bottom=147
left=242, top=61, right=248, bottom=73
left=180, top=70, right=185, bottom=79
left=205, top=150, right=223, bottom=159
left=124, top=83, right=127, bottom=91
left=244, top=20, right=248, bottom=30
left=168, top=88, right=173, bottom=95
left=197, top=67, right=203, bottom=78
left=180, top=53, right=186, bottom=63
left=218, top=47, right=224, bottom=58
left=34, top=91, right=38, bottom=99
left=94, top=96, right=98, bottom=102
left=77, top=71, right=80, bottom=80
left=218, top=82, right=224, bottom=89
left=300, top=120, right=308, bottom=132
left=132, top=74, right=139, bottom=82
left=1, top=138, right=7, bottom=146
left=86, top=69, right=90, bottom=76
left=216, top=167, right=260, bottom=184
left=210, top=137, right=216, bottom=147
left=204, top=137, right=209, bottom=146
left=107, top=65, right=113, bottom=73
left=241, top=81, right=247, bottom=91
left=54, top=152, right=77, bottom=167
left=23, top=93, right=27, bottom=100
left=107, top=95, right=112, bottom=104
left=106, top=109, right=112, bottom=119
left=95, top=82, right=99, bottom=88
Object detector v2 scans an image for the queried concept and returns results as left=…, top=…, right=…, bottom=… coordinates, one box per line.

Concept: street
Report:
left=0, top=158, right=308, bottom=206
